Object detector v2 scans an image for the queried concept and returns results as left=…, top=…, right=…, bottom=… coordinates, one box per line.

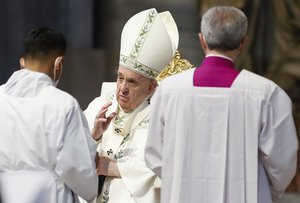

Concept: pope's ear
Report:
left=147, top=79, right=157, bottom=93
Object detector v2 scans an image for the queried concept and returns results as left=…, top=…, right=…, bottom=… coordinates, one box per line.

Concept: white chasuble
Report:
left=84, top=82, right=159, bottom=203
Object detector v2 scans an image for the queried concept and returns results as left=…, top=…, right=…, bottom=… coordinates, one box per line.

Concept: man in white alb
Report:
left=145, top=6, right=298, bottom=203
left=0, top=27, right=98, bottom=203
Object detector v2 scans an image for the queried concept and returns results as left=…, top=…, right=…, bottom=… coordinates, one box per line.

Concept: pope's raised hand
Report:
left=91, top=102, right=117, bottom=141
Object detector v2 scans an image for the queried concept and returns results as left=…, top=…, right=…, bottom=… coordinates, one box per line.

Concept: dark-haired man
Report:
left=0, top=27, right=98, bottom=203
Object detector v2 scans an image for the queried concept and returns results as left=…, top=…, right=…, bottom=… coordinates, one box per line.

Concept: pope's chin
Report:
left=117, top=97, right=130, bottom=108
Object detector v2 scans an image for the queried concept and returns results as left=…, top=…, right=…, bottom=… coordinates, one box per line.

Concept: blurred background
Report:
left=0, top=0, right=299, bottom=201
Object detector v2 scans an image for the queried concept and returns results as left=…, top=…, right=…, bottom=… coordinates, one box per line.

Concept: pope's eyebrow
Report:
left=127, top=78, right=138, bottom=84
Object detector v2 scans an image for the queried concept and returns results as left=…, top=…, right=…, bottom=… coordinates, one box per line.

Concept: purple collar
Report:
left=193, top=56, right=240, bottom=87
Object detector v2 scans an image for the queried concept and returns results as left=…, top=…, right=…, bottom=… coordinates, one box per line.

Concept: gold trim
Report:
left=156, top=50, right=194, bottom=82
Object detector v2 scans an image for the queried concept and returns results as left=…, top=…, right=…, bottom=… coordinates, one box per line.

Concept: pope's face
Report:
left=116, top=66, right=156, bottom=113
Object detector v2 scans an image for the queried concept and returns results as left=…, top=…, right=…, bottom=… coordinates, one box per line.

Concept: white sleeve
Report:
left=117, top=127, right=157, bottom=198
left=259, top=86, right=298, bottom=200
left=55, top=101, right=98, bottom=202
left=144, top=87, right=165, bottom=178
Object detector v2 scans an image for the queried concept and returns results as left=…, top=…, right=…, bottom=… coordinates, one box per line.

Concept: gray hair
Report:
left=200, top=6, right=248, bottom=51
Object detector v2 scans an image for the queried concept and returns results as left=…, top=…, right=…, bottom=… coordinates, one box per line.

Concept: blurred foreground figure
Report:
left=0, top=27, right=98, bottom=203
left=145, top=6, right=298, bottom=203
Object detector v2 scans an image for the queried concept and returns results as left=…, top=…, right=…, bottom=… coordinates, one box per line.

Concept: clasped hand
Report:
left=96, top=155, right=120, bottom=178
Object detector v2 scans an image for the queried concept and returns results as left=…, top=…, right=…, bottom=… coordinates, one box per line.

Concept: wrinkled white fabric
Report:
left=145, top=69, right=298, bottom=203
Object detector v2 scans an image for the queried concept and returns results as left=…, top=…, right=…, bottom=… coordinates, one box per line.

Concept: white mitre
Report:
left=119, top=8, right=179, bottom=79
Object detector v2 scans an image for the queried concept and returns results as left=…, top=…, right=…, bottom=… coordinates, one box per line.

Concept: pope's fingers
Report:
left=107, top=112, right=117, bottom=120
left=101, top=102, right=113, bottom=109
left=95, top=112, right=116, bottom=124
left=96, top=102, right=113, bottom=118
left=95, top=107, right=109, bottom=119
left=96, top=117, right=108, bottom=123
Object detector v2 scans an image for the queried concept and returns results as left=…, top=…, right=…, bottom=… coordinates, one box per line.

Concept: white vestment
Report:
left=0, top=69, right=98, bottom=203
left=145, top=69, right=298, bottom=203
left=84, top=82, right=159, bottom=203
